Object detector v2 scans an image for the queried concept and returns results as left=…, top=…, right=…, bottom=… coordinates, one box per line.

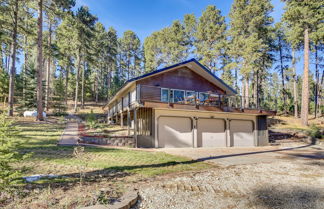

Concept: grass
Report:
left=1, top=116, right=211, bottom=209
left=270, top=116, right=324, bottom=132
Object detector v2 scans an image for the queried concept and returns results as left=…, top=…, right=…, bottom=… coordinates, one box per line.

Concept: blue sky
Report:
left=75, top=0, right=285, bottom=41
left=74, top=0, right=309, bottom=77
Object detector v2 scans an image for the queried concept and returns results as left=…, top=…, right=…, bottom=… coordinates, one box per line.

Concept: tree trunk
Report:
left=0, top=45, right=3, bottom=69
left=74, top=50, right=81, bottom=113
left=279, top=36, right=287, bottom=114
left=301, top=28, right=309, bottom=126
left=23, top=25, right=28, bottom=103
left=36, top=0, right=44, bottom=121
left=253, top=70, right=259, bottom=109
left=7, top=44, right=11, bottom=72
left=65, top=65, right=69, bottom=105
left=8, top=0, right=19, bottom=117
left=292, top=49, right=298, bottom=118
left=95, top=68, right=99, bottom=103
left=241, top=80, right=245, bottom=109
left=81, top=60, right=85, bottom=109
left=235, top=68, right=238, bottom=91
left=319, top=69, right=324, bottom=117
left=45, top=22, right=52, bottom=111
left=245, top=77, right=249, bottom=108
left=314, top=45, right=319, bottom=118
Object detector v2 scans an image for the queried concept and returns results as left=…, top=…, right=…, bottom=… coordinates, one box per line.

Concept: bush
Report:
left=86, top=109, right=97, bottom=129
left=307, top=124, right=322, bottom=139
left=0, top=112, right=28, bottom=191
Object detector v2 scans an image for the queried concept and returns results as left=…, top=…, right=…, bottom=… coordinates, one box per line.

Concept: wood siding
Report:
left=137, top=67, right=225, bottom=94
left=140, top=85, right=161, bottom=101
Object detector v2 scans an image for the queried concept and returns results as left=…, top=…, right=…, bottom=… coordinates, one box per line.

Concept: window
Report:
left=199, top=92, right=209, bottom=102
left=173, top=90, right=185, bottom=103
left=161, top=88, right=169, bottom=102
left=185, top=91, right=196, bottom=103
left=186, top=91, right=196, bottom=98
left=130, top=90, right=136, bottom=103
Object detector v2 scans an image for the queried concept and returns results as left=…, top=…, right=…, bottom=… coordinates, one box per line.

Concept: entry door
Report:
left=230, top=120, right=254, bottom=146
left=158, top=116, right=193, bottom=148
left=197, top=118, right=226, bottom=147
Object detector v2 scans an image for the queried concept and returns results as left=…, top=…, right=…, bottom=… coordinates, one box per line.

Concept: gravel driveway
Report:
left=134, top=144, right=324, bottom=209
left=158, top=143, right=322, bottom=166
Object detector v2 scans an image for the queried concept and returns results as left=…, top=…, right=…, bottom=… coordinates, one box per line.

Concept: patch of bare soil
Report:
left=134, top=159, right=324, bottom=209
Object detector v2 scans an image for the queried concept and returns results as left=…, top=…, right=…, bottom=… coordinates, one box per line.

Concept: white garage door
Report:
left=197, top=118, right=226, bottom=147
left=158, top=117, right=193, bottom=148
left=230, top=120, right=254, bottom=147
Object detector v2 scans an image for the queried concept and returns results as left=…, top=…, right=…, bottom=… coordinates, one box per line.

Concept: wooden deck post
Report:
left=120, top=111, right=123, bottom=128
left=134, top=108, right=138, bottom=147
left=107, top=108, right=110, bottom=124
left=127, top=109, right=130, bottom=136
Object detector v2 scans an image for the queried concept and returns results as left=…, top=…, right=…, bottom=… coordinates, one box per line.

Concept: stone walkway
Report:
left=57, top=115, right=81, bottom=146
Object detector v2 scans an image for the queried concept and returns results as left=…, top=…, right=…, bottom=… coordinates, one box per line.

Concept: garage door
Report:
left=197, top=118, right=226, bottom=147
left=158, top=116, right=193, bottom=148
left=230, top=120, right=254, bottom=146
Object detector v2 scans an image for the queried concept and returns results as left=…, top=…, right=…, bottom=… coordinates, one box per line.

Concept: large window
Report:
left=186, top=91, right=196, bottom=98
left=199, top=92, right=209, bottom=102
left=173, top=90, right=185, bottom=103
left=186, top=91, right=196, bottom=103
left=161, top=88, right=169, bottom=102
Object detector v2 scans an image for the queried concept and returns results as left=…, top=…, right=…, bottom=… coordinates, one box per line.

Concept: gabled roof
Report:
left=106, top=58, right=237, bottom=107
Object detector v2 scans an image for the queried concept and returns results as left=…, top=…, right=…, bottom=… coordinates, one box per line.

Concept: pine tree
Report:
left=17, top=61, right=37, bottom=112
left=0, top=113, right=28, bottom=191
left=119, top=30, right=141, bottom=80
left=52, top=68, right=67, bottom=115
left=7, top=0, right=19, bottom=117
left=195, top=5, right=226, bottom=73
left=229, top=0, right=274, bottom=108
left=283, top=0, right=323, bottom=125
left=274, top=23, right=292, bottom=114
left=73, top=6, right=97, bottom=112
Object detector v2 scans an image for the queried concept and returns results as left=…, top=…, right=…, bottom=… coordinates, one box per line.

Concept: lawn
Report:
left=2, top=116, right=211, bottom=209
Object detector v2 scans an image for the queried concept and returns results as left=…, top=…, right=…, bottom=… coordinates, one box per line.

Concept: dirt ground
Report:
left=134, top=144, right=324, bottom=209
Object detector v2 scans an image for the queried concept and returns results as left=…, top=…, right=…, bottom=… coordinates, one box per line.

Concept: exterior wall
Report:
left=108, top=83, right=137, bottom=117
left=137, top=135, right=154, bottom=148
left=137, top=67, right=225, bottom=102
left=153, top=109, right=263, bottom=148
left=256, top=115, right=269, bottom=146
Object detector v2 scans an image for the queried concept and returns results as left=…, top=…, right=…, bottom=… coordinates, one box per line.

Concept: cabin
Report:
left=105, top=59, right=275, bottom=148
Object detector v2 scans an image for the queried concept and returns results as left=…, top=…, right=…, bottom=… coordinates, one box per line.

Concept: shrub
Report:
left=307, top=124, right=322, bottom=139
left=86, top=109, right=97, bottom=129
left=0, top=113, right=28, bottom=191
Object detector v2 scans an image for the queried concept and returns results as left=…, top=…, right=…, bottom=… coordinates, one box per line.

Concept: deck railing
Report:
left=108, top=85, right=274, bottom=117
left=138, top=85, right=272, bottom=111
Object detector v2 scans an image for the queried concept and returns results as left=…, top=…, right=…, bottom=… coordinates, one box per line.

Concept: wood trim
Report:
left=143, top=101, right=276, bottom=116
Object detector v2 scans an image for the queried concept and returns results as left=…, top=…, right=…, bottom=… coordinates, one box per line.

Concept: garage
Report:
left=230, top=120, right=254, bottom=146
left=158, top=116, right=193, bottom=148
left=197, top=118, right=226, bottom=147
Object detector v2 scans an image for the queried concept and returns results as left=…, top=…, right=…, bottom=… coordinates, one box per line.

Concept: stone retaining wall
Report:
left=80, top=136, right=136, bottom=148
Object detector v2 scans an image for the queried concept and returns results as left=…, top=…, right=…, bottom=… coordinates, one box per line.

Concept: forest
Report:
left=0, top=0, right=323, bottom=125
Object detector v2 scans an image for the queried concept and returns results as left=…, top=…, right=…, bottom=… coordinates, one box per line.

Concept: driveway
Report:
left=135, top=143, right=324, bottom=209
left=158, top=143, right=324, bottom=166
